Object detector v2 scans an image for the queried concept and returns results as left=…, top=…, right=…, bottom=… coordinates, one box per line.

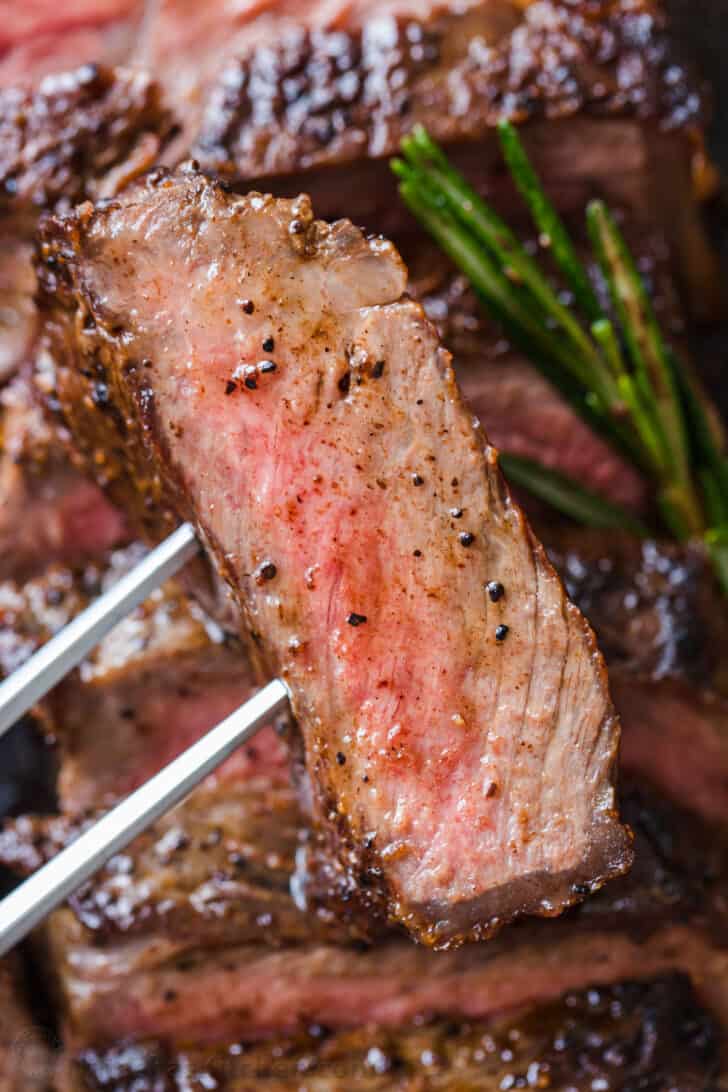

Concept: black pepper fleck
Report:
left=450, top=508, right=463, bottom=519
left=225, top=380, right=237, bottom=395
left=244, top=376, right=258, bottom=390
left=338, top=372, right=351, bottom=394
left=371, top=360, right=385, bottom=378
left=289, top=219, right=306, bottom=235
left=259, top=360, right=277, bottom=374
left=347, top=612, right=367, bottom=627
left=495, top=624, right=509, bottom=642
left=241, top=299, right=255, bottom=314
left=259, top=562, right=277, bottom=582
left=262, top=336, right=275, bottom=352
left=336, top=752, right=346, bottom=766
left=412, top=474, right=424, bottom=486
left=459, top=532, right=475, bottom=547
left=413, top=549, right=422, bottom=557
left=487, top=581, right=505, bottom=603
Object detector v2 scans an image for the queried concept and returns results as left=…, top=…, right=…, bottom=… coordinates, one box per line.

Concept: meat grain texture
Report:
left=36, top=169, right=631, bottom=946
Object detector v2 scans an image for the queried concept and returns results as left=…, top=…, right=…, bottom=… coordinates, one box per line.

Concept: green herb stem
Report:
left=499, top=454, right=648, bottom=537
left=392, top=124, right=728, bottom=593
left=498, top=121, right=603, bottom=324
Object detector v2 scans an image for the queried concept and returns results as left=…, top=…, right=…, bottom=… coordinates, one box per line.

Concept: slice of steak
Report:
left=36, top=170, right=631, bottom=947
left=0, top=2, right=144, bottom=89
left=0, top=65, right=171, bottom=228
left=407, top=245, right=651, bottom=514
left=0, top=956, right=51, bottom=1092
left=614, top=675, right=728, bottom=828
left=546, top=530, right=728, bottom=824
left=61, top=974, right=721, bottom=1092
left=0, top=377, right=128, bottom=580
left=3, top=777, right=725, bottom=1047
left=0, top=65, right=170, bottom=389
left=0, top=544, right=287, bottom=812
left=547, top=530, right=728, bottom=692
left=41, top=917, right=728, bottom=1049
left=188, top=0, right=719, bottom=322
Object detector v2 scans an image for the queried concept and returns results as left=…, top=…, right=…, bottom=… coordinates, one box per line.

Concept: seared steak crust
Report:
left=62, top=975, right=720, bottom=1092
left=193, top=0, right=702, bottom=184
left=0, top=64, right=171, bottom=231
left=0, top=378, right=128, bottom=581
left=0, top=542, right=287, bottom=811
left=0, top=956, right=51, bottom=1092
left=36, top=170, right=630, bottom=946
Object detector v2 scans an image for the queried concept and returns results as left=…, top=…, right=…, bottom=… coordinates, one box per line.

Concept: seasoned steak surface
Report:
left=63, top=975, right=720, bottom=1092
left=193, top=0, right=702, bottom=183
left=36, top=169, right=631, bottom=946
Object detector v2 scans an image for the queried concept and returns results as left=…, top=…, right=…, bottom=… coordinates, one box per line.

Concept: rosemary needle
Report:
left=392, top=122, right=728, bottom=594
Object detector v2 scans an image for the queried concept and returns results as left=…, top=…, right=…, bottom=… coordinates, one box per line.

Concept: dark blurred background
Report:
left=668, top=0, right=728, bottom=171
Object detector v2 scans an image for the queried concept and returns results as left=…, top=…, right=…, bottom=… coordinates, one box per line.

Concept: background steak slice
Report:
left=188, top=0, right=719, bottom=322
left=0, top=543, right=288, bottom=812
left=0, top=64, right=170, bottom=388
left=37, top=171, right=631, bottom=946
left=0, top=2, right=144, bottom=89
left=4, top=776, right=725, bottom=1048
left=545, top=530, right=728, bottom=824
left=60, top=974, right=721, bottom=1092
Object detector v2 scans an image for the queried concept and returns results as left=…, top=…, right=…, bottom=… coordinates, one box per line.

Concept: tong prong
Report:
left=0, top=523, right=199, bottom=737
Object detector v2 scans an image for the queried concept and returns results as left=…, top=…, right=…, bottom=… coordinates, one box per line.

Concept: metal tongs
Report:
left=0, top=524, right=290, bottom=955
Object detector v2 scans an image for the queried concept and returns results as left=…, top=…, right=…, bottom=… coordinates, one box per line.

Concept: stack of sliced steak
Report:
left=1, top=1, right=727, bottom=1089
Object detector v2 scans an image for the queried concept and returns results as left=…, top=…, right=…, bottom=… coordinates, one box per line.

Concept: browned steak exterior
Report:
left=61, top=975, right=720, bottom=1092
left=188, top=0, right=719, bottom=322
left=35, top=170, right=631, bottom=946
left=0, top=542, right=287, bottom=811
left=0, top=64, right=170, bottom=389
left=0, top=65, right=170, bottom=228
left=545, top=531, right=728, bottom=824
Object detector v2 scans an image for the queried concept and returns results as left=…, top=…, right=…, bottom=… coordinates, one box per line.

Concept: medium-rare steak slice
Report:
left=37, top=170, right=631, bottom=946
left=60, top=974, right=720, bottom=1092
left=0, top=956, right=51, bottom=1092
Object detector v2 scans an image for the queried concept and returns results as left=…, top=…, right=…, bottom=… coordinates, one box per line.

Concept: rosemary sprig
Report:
left=392, top=122, right=728, bottom=593
left=499, top=454, right=648, bottom=538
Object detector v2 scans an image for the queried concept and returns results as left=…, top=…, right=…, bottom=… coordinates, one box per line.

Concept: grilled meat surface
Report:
left=186, top=0, right=719, bottom=323
left=0, top=543, right=288, bottom=812
left=3, top=777, right=726, bottom=1047
left=546, top=531, right=728, bottom=824
left=60, top=974, right=720, bottom=1092
left=0, top=64, right=169, bottom=388
left=36, top=170, right=632, bottom=946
